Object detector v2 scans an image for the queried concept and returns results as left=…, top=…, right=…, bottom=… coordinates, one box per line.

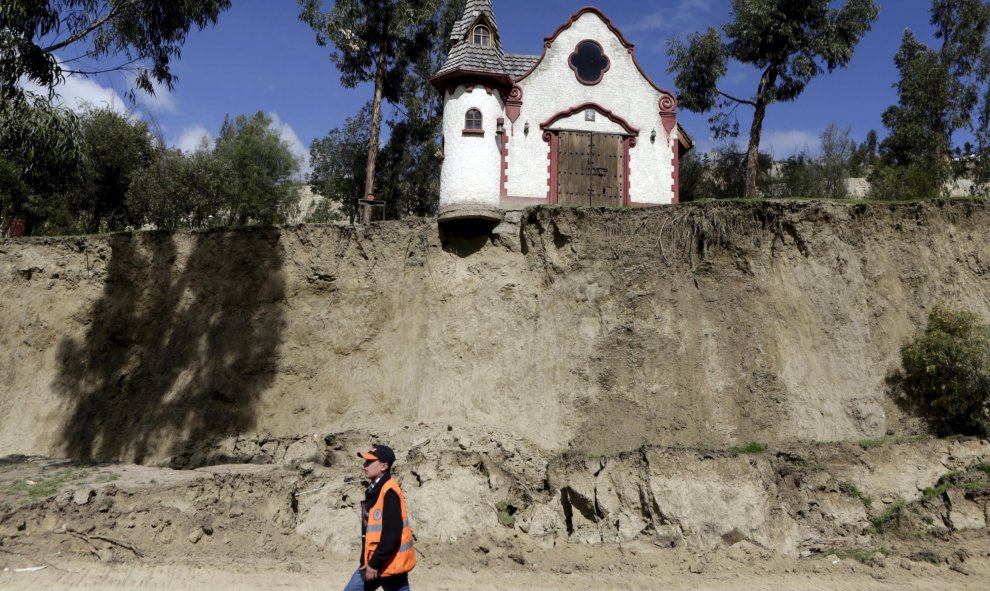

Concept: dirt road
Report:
left=1, top=556, right=984, bottom=591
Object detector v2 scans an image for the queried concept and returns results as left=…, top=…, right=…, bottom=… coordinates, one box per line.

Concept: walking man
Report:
left=344, top=444, right=416, bottom=591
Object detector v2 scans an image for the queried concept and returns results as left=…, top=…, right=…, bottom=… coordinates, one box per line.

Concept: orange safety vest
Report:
left=363, top=478, right=416, bottom=577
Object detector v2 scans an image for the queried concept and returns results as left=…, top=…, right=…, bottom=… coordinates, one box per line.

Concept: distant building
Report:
left=1, top=218, right=25, bottom=238
left=431, top=1, right=692, bottom=223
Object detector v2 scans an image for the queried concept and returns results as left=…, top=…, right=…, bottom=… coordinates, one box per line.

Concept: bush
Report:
left=901, top=306, right=990, bottom=437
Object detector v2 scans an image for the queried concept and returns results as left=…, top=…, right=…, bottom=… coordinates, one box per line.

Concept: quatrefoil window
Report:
left=568, top=40, right=610, bottom=85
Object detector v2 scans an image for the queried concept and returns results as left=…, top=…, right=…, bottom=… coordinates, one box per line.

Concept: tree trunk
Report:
left=744, top=66, right=779, bottom=199
left=744, top=100, right=767, bottom=199
left=365, top=44, right=387, bottom=201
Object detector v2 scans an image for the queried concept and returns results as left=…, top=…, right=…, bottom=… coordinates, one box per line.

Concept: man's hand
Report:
left=360, top=565, right=380, bottom=580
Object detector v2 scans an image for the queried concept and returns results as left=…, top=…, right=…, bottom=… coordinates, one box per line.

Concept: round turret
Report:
left=438, top=84, right=505, bottom=222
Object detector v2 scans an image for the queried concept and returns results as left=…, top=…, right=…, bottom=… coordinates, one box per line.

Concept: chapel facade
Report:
left=431, top=1, right=693, bottom=222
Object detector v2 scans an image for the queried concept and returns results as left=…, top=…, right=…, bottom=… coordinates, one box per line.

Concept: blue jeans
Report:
left=343, top=568, right=410, bottom=591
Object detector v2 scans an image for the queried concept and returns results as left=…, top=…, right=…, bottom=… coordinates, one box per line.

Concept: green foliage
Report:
left=127, top=146, right=219, bottom=230
left=298, top=0, right=446, bottom=202
left=732, top=441, right=768, bottom=454
left=900, top=305, right=990, bottom=437
left=680, top=143, right=773, bottom=200
left=873, top=1, right=990, bottom=199
left=0, top=466, right=91, bottom=500
left=129, top=112, right=302, bottom=229
left=309, top=105, right=371, bottom=223
left=667, top=0, right=879, bottom=197
left=306, top=1, right=461, bottom=219
left=214, top=112, right=301, bottom=226
left=1, top=0, right=232, bottom=103
left=838, top=481, right=873, bottom=508
left=857, top=434, right=928, bottom=448
left=834, top=546, right=888, bottom=565
left=869, top=500, right=908, bottom=533
left=0, top=92, right=83, bottom=225
left=68, top=106, right=153, bottom=233
left=495, top=500, right=516, bottom=528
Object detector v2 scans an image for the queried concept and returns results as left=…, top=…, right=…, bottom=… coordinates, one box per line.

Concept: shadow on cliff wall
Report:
left=54, top=229, right=286, bottom=463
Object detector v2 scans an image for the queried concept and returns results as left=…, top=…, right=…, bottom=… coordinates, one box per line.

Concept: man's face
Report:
left=363, top=458, right=388, bottom=480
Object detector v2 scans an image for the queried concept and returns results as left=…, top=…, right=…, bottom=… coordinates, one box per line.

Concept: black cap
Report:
left=357, top=444, right=396, bottom=466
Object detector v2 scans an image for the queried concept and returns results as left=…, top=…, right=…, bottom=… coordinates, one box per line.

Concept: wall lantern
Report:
left=524, top=122, right=530, bottom=136
left=650, top=129, right=657, bottom=143
left=496, top=117, right=506, bottom=135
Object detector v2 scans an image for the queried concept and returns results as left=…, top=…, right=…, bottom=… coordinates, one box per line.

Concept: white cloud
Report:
left=133, top=78, right=177, bottom=114
left=627, top=0, right=717, bottom=34
left=762, top=130, right=820, bottom=157
left=267, top=112, right=311, bottom=176
left=21, top=75, right=129, bottom=117
left=174, top=125, right=214, bottom=153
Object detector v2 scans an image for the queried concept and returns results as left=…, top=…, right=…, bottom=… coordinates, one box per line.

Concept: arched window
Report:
left=465, top=108, right=483, bottom=132
left=473, top=25, right=491, bottom=47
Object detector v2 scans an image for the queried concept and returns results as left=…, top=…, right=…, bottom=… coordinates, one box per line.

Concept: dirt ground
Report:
left=2, top=536, right=988, bottom=590
left=2, top=450, right=988, bottom=591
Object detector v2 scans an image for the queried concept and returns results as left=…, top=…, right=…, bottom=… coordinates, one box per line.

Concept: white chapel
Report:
left=431, top=1, right=693, bottom=222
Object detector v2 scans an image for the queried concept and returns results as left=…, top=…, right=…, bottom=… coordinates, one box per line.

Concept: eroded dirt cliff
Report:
left=2, top=201, right=990, bottom=463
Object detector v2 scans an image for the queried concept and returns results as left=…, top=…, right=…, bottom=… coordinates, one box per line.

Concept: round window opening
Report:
left=568, top=40, right=610, bottom=85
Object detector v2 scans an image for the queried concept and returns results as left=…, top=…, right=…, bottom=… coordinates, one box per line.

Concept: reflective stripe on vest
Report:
left=366, top=519, right=410, bottom=534
left=363, top=478, right=416, bottom=576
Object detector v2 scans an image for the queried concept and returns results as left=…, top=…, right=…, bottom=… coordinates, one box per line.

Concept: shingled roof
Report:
left=434, top=0, right=539, bottom=85
left=449, top=0, right=500, bottom=44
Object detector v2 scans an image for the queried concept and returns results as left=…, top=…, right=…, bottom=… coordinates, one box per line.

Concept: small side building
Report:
left=431, top=1, right=693, bottom=223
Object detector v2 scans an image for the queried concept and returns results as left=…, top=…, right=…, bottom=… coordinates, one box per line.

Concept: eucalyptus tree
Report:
left=1, top=0, right=231, bottom=103
left=873, top=0, right=990, bottom=199
left=0, top=92, right=82, bottom=231
left=667, top=0, right=879, bottom=198
left=213, top=112, right=301, bottom=226
left=73, top=106, right=153, bottom=232
left=376, top=0, right=465, bottom=217
left=298, top=0, right=442, bottom=203
left=308, top=105, right=372, bottom=224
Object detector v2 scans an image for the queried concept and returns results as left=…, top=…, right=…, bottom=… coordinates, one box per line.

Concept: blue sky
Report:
left=40, top=0, right=945, bottom=167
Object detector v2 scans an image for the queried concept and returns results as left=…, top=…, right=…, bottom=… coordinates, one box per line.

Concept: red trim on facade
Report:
left=659, top=95, right=677, bottom=136
left=500, top=119, right=509, bottom=199
left=539, top=102, right=640, bottom=136
left=513, top=7, right=677, bottom=98
left=505, top=85, right=523, bottom=123
left=622, top=137, right=637, bottom=206
left=543, top=131, right=559, bottom=203
left=462, top=129, right=485, bottom=136
left=568, top=39, right=611, bottom=86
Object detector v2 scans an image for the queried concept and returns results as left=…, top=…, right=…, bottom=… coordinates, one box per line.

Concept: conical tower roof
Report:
left=433, top=0, right=538, bottom=89
left=449, top=0, right=501, bottom=46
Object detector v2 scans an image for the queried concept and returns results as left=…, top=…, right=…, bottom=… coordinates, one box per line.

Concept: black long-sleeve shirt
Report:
left=360, top=473, right=403, bottom=571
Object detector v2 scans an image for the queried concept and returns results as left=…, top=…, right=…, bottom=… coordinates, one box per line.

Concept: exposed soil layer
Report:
left=1, top=435, right=989, bottom=590
left=3, top=201, right=990, bottom=463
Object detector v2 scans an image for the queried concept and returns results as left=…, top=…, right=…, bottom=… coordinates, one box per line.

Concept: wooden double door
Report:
left=557, top=131, right=625, bottom=207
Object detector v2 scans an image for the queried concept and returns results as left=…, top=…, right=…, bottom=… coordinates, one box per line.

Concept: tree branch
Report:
left=41, top=3, right=123, bottom=54
left=716, top=89, right=757, bottom=108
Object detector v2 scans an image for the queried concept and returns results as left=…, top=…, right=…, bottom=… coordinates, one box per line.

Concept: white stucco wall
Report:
left=505, top=12, right=676, bottom=204
left=439, top=86, right=505, bottom=208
